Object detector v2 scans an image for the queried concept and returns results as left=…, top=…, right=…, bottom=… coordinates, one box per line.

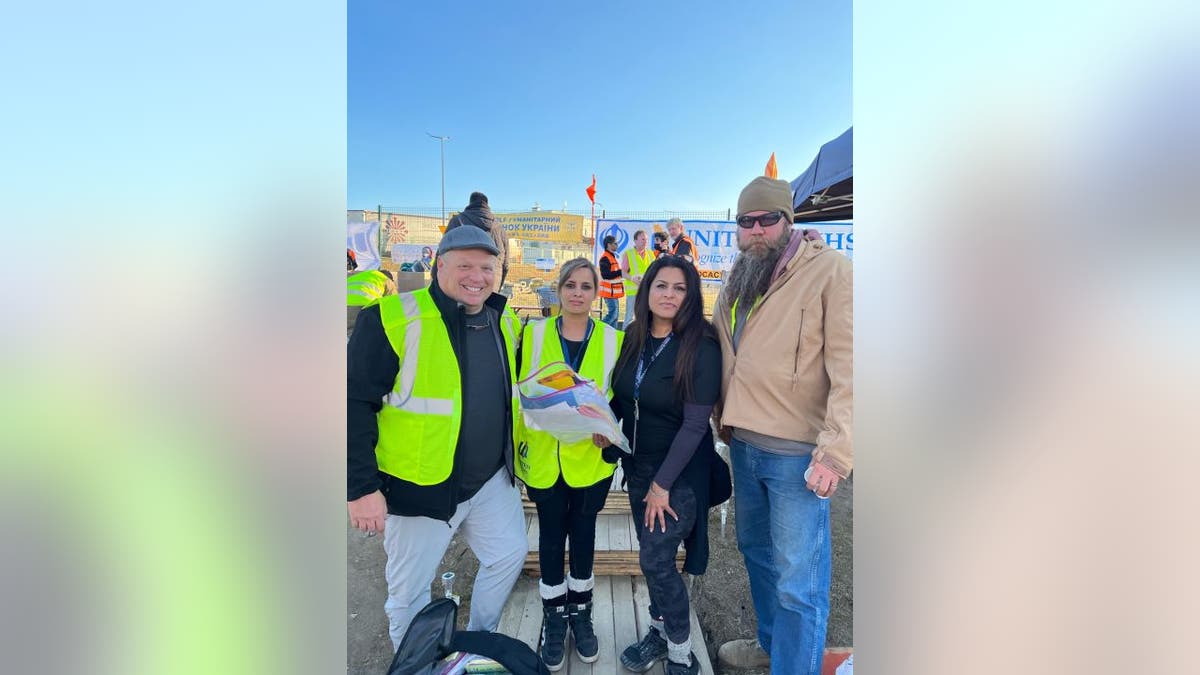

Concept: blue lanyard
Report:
left=634, top=334, right=673, bottom=402
left=631, top=333, right=672, bottom=455
left=556, top=316, right=594, bottom=373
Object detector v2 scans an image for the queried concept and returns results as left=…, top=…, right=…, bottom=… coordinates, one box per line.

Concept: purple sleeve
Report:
left=652, top=402, right=714, bottom=491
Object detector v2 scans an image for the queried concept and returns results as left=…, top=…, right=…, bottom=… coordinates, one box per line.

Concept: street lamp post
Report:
left=590, top=202, right=604, bottom=239
left=426, top=132, right=450, bottom=229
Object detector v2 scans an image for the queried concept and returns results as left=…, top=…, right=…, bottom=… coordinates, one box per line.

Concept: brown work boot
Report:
left=717, top=638, right=771, bottom=668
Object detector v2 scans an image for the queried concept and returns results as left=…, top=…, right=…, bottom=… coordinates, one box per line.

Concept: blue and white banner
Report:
left=814, top=222, right=854, bottom=260
left=347, top=218, right=381, bottom=271
left=593, top=219, right=852, bottom=282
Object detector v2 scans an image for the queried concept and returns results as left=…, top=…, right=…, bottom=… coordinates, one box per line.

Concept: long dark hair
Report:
left=615, top=255, right=716, bottom=403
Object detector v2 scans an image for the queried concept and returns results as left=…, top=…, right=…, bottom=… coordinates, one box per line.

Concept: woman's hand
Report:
left=642, top=482, right=678, bottom=533
left=592, top=433, right=611, bottom=448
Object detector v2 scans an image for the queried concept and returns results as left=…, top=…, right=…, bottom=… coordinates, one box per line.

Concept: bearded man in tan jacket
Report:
left=713, top=176, right=853, bottom=675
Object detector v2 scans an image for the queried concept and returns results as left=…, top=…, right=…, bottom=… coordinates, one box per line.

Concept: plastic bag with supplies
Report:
left=517, top=361, right=630, bottom=453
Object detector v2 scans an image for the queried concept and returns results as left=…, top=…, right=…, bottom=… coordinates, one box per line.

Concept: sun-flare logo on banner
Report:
left=385, top=214, right=408, bottom=243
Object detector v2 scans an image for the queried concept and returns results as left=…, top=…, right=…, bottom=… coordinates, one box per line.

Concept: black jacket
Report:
left=347, top=274, right=517, bottom=521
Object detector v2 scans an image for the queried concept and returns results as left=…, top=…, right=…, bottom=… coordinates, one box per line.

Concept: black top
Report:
left=611, top=335, right=721, bottom=488
left=560, top=336, right=588, bottom=372
left=456, top=307, right=508, bottom=501
left=610, top=333, right=722, bottom=574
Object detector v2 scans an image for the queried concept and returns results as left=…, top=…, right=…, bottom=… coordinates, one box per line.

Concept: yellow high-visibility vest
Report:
left=375, top=289, right=521, bottom=485
left=622, top=247, right=655, bottom=295
left=347, top=270, right=389, bottom=306
left=516, top=317, right=622, bottom=488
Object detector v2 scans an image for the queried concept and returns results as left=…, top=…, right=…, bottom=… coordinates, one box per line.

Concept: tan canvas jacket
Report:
left=713, top=237, right=853, bottom=477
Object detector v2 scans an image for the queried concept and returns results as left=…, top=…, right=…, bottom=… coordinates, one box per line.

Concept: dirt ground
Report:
left=693, top=477, right=853, bottom=674
left=347, top=477, right=852, bottom=674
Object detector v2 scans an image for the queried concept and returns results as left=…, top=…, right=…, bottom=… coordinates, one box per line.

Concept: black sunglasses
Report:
left=736, top=211, right=786, bottom=229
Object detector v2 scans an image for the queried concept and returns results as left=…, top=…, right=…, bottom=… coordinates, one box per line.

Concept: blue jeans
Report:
left=731, top=437, right=831, bottom=675
left=601, top=297, right=619, bottom=327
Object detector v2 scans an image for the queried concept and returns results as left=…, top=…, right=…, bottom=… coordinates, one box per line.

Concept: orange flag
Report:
left=764, top=153, right=778, bottom=179
left=586, top=174, right=597, bottom=203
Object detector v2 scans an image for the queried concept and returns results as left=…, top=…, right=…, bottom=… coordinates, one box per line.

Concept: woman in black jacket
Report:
left=595, top=255, right=722, bottom=675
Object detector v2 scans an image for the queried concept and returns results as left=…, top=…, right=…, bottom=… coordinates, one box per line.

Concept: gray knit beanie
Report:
left=736, top=176, right=795, bottom=222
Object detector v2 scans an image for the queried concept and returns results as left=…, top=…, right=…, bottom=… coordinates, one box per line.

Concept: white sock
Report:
left=539, top=579, right=568, bottom=601
left=650, top=618, right=664, bottom=635
left=668, top=636, right=693, bottom=665
left=567, top=575, right=594, bottom=593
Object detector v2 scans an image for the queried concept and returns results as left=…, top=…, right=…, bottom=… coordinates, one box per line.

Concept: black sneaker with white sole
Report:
left=540, top=604, right=569, bottom=671
left=568, top=602, right=599, bottom=663
left=620, top=625, right=668, bottom=672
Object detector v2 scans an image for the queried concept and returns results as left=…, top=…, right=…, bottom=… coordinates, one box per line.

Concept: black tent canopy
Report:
left=790, top=127, right=852, bottom=223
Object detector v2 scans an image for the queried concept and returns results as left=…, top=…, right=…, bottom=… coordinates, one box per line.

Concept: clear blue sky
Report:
left=348, top=1, right=850, bottom=213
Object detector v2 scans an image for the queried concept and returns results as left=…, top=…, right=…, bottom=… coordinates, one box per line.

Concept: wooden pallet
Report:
left=522, top=489, right=632, bottom=516
left=498, top=574, right=714, bottom=675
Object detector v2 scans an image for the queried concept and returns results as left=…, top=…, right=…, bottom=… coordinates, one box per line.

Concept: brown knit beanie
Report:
left=736, top=176, right=794, bottom=222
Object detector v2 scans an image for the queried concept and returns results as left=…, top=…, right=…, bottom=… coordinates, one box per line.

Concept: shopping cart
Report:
left=534, top=286, right=559, bottom=317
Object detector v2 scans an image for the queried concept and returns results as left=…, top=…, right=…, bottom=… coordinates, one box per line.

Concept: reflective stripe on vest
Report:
left=516, top=317, right=622, bottom=488
left=598, top=251, right=624, bottom=298
left=375, top=290, right=520, bottom=486
left=622, top=247, right=654, bottom=295
left=347, top=270, right=387, bottom=306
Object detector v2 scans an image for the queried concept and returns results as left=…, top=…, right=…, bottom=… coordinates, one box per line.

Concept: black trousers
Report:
left=628, top=478, right=697, bottom=645
left=527, top=474, right=612, bottom=587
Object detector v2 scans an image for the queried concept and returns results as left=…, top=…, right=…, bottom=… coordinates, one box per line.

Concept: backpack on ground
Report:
left=386, top=597, right=550, bottom=675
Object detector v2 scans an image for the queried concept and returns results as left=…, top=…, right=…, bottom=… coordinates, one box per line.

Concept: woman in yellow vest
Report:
left=517, top=257, right=623, bottom=671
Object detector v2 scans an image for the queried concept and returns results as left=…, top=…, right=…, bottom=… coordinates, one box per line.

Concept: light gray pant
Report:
left=382, top=469, right=528, bottom=649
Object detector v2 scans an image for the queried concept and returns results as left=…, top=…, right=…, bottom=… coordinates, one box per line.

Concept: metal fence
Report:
left=375, top=206, right=731, bottom=220
left=372, top=206, right=732, bottom=239
left=357, top=206, right=733, bottom=319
